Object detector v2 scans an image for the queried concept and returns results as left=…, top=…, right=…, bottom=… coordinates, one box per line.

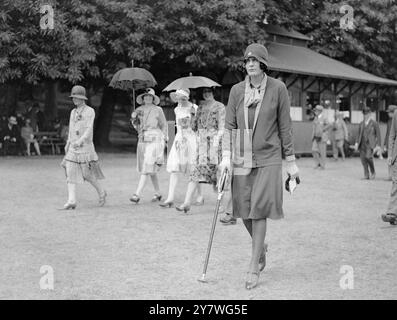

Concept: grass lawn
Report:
left=0, top=154, right=396, bottom=299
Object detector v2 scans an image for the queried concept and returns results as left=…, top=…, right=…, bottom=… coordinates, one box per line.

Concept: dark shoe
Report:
left=361, top=176, right=369, bottom=180
left=220, top=213, right=237, bottom=225
left=159, top=201, right=174, bottom=208
left=58, top=203, right=77, bottom=210
left=245, top=271, right=260, bottom=290
left=176, top=204, right=191, bottom=214
left=99, top=190, right=107, bottom=207
left=382, top=213, right=397, bottom=225
left=259, top=243, right=268, bottom=272
left=129, top=194, right=140, bottom=204
left=151, top=193, right=162, bottom=202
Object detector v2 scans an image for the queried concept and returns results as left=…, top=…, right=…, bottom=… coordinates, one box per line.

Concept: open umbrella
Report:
left=162, top=73, right=221, bottom=92
left=109, top=61, right=157, bottom=113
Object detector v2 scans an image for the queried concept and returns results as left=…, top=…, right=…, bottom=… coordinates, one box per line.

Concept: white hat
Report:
left=69, top=85, right=88, bottom=100
left=170, top=88, right=190, bottom=103
left=136, top=88, right=160, bottom=105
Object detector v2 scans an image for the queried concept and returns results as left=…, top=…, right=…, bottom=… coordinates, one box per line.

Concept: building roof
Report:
left=267, top=41, right=397, bottom=86
left=264, top=25, right=311, bottom=41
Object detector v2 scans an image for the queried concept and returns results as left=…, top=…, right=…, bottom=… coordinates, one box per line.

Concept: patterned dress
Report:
left=190, top=100, right=226, bottom=186
left=131, top=105, right=167, bottom=174
left=166, top=103, right=198, bottom=174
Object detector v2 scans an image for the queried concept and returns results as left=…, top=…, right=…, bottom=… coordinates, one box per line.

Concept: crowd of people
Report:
left=59, top=43, right=300, bottom=290
left=0, top=103, right=68, bottom=156
left=311, top=103, right=397, bottom=181
left=4, top=42, right=397, bottom=291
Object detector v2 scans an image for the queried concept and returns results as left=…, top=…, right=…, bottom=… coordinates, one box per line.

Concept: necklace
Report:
left=74, top=105, right=86, bottom=122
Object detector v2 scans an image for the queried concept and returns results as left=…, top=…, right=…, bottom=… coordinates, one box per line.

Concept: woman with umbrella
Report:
left=218, top=43, right=299, bottom=289
left=129, top=88, right=168, bottom=203
left=159, top=89, right=203, bottom=208
left=175, top=87, right=226, bottom=213
left=60, top=85, right=107, bottom=210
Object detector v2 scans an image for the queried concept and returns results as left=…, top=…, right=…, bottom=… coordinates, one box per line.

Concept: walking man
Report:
left=355, top=107, right=381, bottom=180
left=312, top=105, right=331, bottom=169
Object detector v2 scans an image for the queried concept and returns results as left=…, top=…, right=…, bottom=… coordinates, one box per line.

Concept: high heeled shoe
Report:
left=176, top=204, right=191, bottom=214
left=259, top=243, right=268, bottom=272
left=151, top=193, right=162, bottom=202
left=159, top=201, right=174, bottom=208
left=58, top=203, right=77, bottom=210
left=245, top=271, right=260, bottom=290
left=99, top=190, right=107, bottom=207
left=129, top=194, right=140, bottom=204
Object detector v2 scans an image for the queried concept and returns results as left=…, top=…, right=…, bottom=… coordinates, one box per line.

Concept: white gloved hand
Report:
left=218, top=156, right=231, bottom=175
left=286, top=160, right=299, bottom=179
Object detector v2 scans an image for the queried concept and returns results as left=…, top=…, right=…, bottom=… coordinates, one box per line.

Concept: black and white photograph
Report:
left=1, top=0, right=397, bottom=305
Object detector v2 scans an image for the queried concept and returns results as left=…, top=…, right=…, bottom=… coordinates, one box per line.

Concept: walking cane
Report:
left=198, top=167, right=230, bottom=283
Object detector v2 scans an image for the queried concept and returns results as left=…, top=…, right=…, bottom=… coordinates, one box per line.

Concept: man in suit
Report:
left=355, top=107, right=381, bottom=180
left=1, top=115, right=23, bottom=155
left=312, top=105, right=331, bottom=169
left=383, top=105, right=397, bottom=225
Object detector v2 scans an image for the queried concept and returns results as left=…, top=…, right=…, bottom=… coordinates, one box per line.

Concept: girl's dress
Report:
left=190, top=100, right=225, bottom=187
left=166, top=103, right=198, bottom=174
left=131, top=105, right=168, bottom=174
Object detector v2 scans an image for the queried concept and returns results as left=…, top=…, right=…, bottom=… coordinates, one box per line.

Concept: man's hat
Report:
left=386, top=105, right=397, bottom=113
left=69, top=85, right=88, bottom=100
left=363, top=106, right=372, bottom=114
left=8, top=115, right=17, bottom=125
left=244, top=43, right=269, bottom=67
left=136, top=88, right=160, bottom=105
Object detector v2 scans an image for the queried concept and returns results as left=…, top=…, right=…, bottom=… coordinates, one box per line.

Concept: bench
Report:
left=35, top=131, right=66, bottom=155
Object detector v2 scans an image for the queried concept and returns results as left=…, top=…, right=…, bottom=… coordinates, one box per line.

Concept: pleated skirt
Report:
left=231, top=165, right=283, bottom=220
left=61, top=151, right=105, bottom=184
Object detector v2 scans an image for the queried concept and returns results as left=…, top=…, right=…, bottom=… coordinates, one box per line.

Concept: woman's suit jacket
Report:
left=223, top=76, right=295, bottom=168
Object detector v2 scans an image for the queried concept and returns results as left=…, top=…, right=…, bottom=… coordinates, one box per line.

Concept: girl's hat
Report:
left=170, top=88, right=190, bottom=103
left=69, top=85, right=88, bottom=100
left=137, top=88, right=160, bottom=105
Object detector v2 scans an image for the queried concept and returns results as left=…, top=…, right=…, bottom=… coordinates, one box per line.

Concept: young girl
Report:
left=159, top=88, right=203, bottom=208
left=129, top=88, right=168, bottom=203
left=176, top=87, right=225, bottom=213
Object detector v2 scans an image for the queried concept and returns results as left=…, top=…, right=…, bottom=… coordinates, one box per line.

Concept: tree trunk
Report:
left=94, top=85, right=116, bottom=147
left=44, top=81, right=58, bottom=120
left=5, top=83, right=19, bottom=114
